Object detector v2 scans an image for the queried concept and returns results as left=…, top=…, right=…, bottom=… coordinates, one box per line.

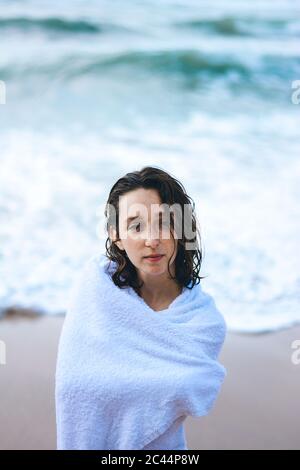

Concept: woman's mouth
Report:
left=144, top=255, right=164, bottom=263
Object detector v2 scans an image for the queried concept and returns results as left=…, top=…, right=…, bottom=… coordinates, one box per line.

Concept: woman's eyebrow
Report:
left=126, top=211, right=168, bottom=224
left=126, top=214, right=141, bottom=225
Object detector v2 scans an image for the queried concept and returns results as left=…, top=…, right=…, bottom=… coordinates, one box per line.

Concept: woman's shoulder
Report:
left=75, top=252, right=113, bottom=280
left=196, top=282, right=228, bottom=340
left=66, top=253, right=109, bottom=305
left=87, top=252, right=116, bottom=276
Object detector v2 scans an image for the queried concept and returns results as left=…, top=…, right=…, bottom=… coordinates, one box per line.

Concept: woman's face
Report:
left=112, top=188, right=178, bottom=278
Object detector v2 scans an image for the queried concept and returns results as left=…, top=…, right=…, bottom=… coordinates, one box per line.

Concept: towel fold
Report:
left=55, top=253, right=227, bottom=450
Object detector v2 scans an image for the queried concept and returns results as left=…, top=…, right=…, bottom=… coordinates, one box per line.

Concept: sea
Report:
left=0, top=0, right=299, bottom=332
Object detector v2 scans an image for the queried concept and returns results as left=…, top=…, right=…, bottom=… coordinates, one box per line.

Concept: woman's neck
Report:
left=135, top=277, right=183, bottom=311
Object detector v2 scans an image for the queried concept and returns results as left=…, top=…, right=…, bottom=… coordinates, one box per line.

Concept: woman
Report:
left=55, top=166, right=227, bottom=450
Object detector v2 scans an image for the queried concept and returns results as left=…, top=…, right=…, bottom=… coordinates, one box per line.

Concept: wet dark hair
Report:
left=104, top=166, right=206, bottom=294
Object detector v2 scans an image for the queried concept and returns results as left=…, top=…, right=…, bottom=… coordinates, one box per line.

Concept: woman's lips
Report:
left=144, top=255, right=164, bottom=262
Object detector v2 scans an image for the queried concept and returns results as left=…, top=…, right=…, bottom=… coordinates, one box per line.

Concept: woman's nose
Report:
left=145, top=230, right=160, bottom=248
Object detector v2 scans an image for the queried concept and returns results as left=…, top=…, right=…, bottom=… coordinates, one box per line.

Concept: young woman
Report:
left=55, top=166, right=227, bottom=450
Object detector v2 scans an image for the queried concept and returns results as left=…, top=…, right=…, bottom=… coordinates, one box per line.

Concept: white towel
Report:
left=142, top=415, right=187, bottom=450
left=55, top=253, right=227, bottom=450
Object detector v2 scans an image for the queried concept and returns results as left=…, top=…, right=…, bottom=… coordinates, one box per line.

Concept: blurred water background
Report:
left=0, top=0, right=299, bottom=332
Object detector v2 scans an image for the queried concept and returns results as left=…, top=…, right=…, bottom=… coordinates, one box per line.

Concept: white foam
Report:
left=0, top=117, right=299, bottom=333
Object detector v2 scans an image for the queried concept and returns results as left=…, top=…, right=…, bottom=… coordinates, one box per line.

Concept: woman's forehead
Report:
left=119, top=187, right=161, bottom=207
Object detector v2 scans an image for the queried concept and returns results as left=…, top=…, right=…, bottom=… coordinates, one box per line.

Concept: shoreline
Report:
left=1, top=307, right=299, bottom=335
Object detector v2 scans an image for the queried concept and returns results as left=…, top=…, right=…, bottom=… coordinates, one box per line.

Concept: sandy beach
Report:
left=1, top=0, right=299, bottom=453
left=0, top=314, right=299, bottom=450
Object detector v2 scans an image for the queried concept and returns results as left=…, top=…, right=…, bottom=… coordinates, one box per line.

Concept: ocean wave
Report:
left=0, top=49, right=298, bottom=87
left=0, top=16, right=131, bottom=35
left=1, top=15, right=298, bottom=39
left=75, top=49, right=251, bottom=78
left=174, top=16, right=299, bottom=37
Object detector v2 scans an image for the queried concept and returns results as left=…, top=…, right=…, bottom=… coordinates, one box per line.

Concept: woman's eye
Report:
left=128, top=220, right=169, bottom=232
left=129, top=222, right=141, bottom=231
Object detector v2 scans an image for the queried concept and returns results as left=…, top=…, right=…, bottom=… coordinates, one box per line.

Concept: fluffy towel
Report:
left=55, top=253, right=227, bottom=450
